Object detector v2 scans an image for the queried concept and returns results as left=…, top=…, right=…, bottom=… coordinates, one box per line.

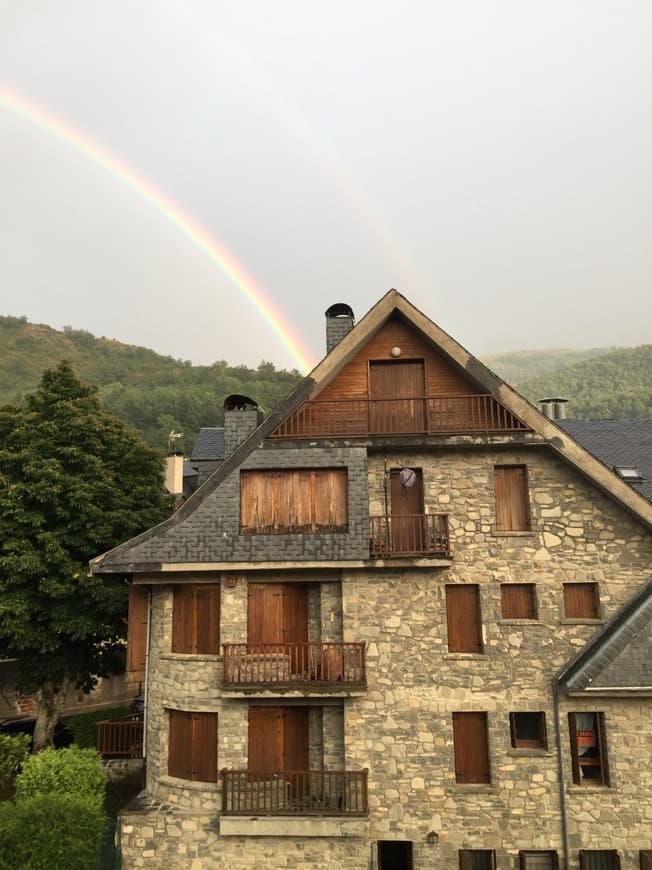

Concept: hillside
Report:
left=1, top=316, right=650, bottom=450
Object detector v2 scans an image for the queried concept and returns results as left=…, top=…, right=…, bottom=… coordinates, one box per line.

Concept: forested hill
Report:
left=0, top=315, right=650, bottom=450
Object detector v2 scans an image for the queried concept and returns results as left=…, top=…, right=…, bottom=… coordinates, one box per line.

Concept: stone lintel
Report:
left=219, top=816, right=369, bottom=838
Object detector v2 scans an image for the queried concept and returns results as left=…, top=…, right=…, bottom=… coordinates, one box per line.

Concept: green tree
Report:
left=0, top=362, right=171, bottom=751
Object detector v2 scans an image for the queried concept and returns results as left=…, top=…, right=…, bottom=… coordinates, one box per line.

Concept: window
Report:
left=569, top=713, right=609, bottom=785
left=172, top=584, right=220, bottom=654
left=510, top=712, right=547, bottom=749
left=640, top=852, right=652, bottom=870
left=452, top=712, right=490, bottom=784
left=378, top=841, right=413, bottom=870
left=168, top=710, right=217, bottom=782
left=494, top=465, right=530, bottom=531
left=579, top=851, right=620, bottom=869
left=563, top=583, right=600, bottom=619
left=446, top=585, right=483, bottom=653
left=240, top=469, right=348, bottom=534
left=459, top=850, right=496, bottom=870
left=126, top=585, right=149, bottom=682
left=501, top=583, right=536, bottom=619
left=613, top=465, right=644, bottom=482
left=519, top=853, right=559, bottom=870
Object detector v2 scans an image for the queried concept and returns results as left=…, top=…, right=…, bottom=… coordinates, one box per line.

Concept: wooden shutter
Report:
left=446, top=586, right=483, bottom=653
left=248, top=584, right=286, bottom=645
left=579, top=852, right=620, bottom=870
left=242, top=469, right=347, bottom=533
left=369, top=360, right=426, bottom=433
left=501, top=584, right=536, bottom=619
left=313, top=469, right=348, bottom=530
left=564, top=583, right=599, bottom=619
left=192, top=712, right=218, bottom=782
left=172, top=586, right=195, bottom=653
left=168, top=710, right=193, bottom=779
left=453, top=712, right=490, bottom=783
left=249, top=707, right=284, bottom=773
left=494, top=466, right=530, bottom=531
left=194, top=585, right=220, bottom=654
left=126, top=585, right=149, bottom=682
left=282, top=707, right=310, bottom=771
left=640, top=852, right=652, bottom=870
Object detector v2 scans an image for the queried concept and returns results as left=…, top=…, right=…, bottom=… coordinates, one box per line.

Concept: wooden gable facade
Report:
left=271, top=313, right=529, bottom=438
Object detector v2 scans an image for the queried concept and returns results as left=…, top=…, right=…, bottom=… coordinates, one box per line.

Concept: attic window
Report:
left=613, top=465, right=644, bottom=482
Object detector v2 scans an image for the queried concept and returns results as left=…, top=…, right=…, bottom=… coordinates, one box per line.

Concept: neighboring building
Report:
left=91, top=291, right=652, bottom=870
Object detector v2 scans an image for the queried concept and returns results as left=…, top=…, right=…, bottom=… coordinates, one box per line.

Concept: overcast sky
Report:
left=1, top=2, right=650, bottom=371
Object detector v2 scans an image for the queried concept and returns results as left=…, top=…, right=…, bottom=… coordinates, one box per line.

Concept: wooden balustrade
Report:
left=270, top=395, right=529, bottom=438
left=221, top=769, right=368, bottom=816
left=222, top=642, right=366, bottom=687
left=96, top=714, right=144, bottom=758
left=369, top=513, right=450, bottom=557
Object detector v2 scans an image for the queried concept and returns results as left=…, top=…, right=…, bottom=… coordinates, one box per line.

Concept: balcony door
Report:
left=248, top=583, right=308, bottom=674
left=390, top=469, right=424, bottom=553
left=369, top=360, right=426, bottom=434
left=249, top=706, right=310, bottom=798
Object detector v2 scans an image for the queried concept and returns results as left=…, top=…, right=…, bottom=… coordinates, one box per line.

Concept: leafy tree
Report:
left=0, top=362, right=171, bottom=751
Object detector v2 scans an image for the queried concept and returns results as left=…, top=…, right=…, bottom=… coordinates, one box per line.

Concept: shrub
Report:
left=15, top=745, right=106, bottom=809
left=68, top=705, right=131, bottom=749
left=0, top=793, right=107, bottom=870
left=0, top=734, right=30, bottom=790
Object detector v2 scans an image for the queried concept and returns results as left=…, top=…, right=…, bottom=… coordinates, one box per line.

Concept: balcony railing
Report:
left=370, top=513, right=450, bottom=558
left=270, top=395, right=529, bottom=438
left=96, top=714, right=144, bottom=758
left=222, top=642, right=366, bottom=687
left=221, top=769, right=368, bottom=816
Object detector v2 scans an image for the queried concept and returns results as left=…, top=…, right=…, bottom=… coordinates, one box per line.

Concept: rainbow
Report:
left=0, top=83, right=315, bottom=373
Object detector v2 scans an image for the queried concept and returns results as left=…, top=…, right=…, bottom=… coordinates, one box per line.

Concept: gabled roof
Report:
left=556, top=578, right=652, bottom=694
left=91, top=289, right=652, bottom=573
left=190, top=428, right=225, bottom=462
left=557, top=419, right=652, bottom=503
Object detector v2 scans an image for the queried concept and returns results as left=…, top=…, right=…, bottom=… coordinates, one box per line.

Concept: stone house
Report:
left=91, top=290, right=652, bottom=870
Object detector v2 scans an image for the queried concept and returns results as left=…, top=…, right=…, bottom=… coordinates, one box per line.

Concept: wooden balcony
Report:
left=221, top=769, right=368, bottom=816
left=370, top=513, right=450, bottom=558
left=222, top=642, right=366, bottom=688
left=270, top=395, right=529, bottom=438
left=96, top=714, right=144, bottom=758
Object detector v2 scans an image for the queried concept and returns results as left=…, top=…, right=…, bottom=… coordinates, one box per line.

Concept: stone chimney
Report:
left=223, top=394, right=263, bottom=456
left=164, top=453, right=184, bottom=495
left=325, top=304, right=355, bottom=353
left=539, top=398, right=568, bottom=420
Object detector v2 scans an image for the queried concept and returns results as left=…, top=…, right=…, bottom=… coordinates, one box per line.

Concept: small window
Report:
left=446, top=585, right=483, bottom=653
left=172, top=584, right=220, bottom=654
left=510, top=712, right=547, bottom=749
left=459, top=850, right=496, bottom=870
left=579, top=851, right=620, bottom=870
left=519, top=852, right=559, bottom=870
left=569, top=713, right=609, bottom=786
left=563, top=583, right=600, bottom=619
left=168, top=710, right=217, bottom=782
left=453, top=712, right=490, bottom=784
left=378, top=840, right=413, bottom=870
left=640, top=852, right=652, bottom=870
left=501, top=583, right=537, bottom=619
left=494, top=465, right=531, bottom=532
left=613, top=465, right=644, bottom=482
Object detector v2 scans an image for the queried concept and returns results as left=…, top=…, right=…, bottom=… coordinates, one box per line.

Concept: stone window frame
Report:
left=509, top=712, right=548, bottom=750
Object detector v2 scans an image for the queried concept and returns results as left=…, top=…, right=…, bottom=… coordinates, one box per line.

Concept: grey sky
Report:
left=1, top=1, right=650, bottom=371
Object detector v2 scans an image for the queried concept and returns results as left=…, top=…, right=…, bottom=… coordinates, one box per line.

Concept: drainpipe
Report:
left=142, top=589, right=152, bottom=764
left=553, top=678, right=570, bottom=870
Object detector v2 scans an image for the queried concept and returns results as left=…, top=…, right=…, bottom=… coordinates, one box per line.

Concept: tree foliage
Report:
left=0, top=362, right=172, bottom=748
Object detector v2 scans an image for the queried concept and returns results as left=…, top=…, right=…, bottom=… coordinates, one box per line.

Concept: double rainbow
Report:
left=0, top=83, right=315, bottom=373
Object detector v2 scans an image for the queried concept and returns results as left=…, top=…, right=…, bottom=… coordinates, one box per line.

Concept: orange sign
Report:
left=577, top=730, right=596, bottom=748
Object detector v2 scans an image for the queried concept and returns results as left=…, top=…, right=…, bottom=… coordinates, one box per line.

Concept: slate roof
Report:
left=556, top=578, right=652, bottom=693
left=190, top=428, right=225, bottom=462
left=557, top=419, right=652, bottom=503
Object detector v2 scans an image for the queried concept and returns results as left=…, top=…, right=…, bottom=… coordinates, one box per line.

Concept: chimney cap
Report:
left=223, top=394, right=259, bottom=412
left=539, top=397, right=568, bottom=404
left=325, top=303, right=354, bottom=319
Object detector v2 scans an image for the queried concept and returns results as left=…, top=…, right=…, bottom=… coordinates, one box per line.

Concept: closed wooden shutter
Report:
left=369, top=359, right=426, bottom=433
left=564, top=583, right=599, bottom=619
left=501, top=584, right=536, bottom=619
left=446, top=585, right=483, bottom=653
left=453, top=712, right=490, bottom=783
left=192, top=712, right=218, bottom=782
left=639, top=852, right=652, bottom=870
left=579, top=851, right=620, bottom=870
left=494, top=466, right=530, bottom=531
left=241, top=469, right=348, bottom=533
left=172, top=586, right=195, bottom=653
left=194, top=585, right=220, bottom=654
left=282, top=707, right=310, bottom=771
left=126, top=585, right=149, bottom=682
left=249, top=707, right=284, bottom=772
left=168, top=710, right=193, bottom=779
